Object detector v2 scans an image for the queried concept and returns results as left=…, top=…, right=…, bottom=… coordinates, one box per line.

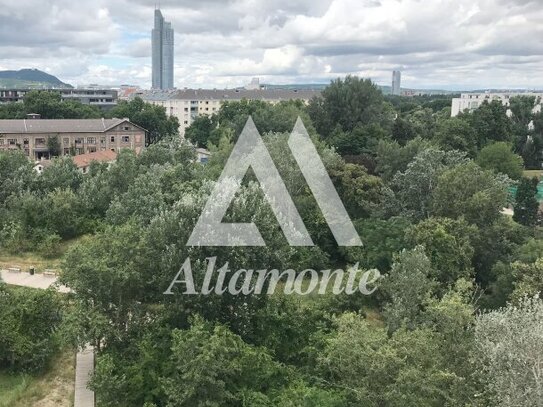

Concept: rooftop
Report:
left=72, top=150, right=118, bottom=168
left=0, top=118, right=133, bottom=134
left=138, top=88, right=322, bottom=102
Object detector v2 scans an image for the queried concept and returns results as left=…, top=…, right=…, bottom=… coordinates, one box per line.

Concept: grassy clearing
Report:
left=523, top=169, right=543, bottom=179
left=0, top=350, right=75, bottom=407
left=0, top=237, right=85, bottom=274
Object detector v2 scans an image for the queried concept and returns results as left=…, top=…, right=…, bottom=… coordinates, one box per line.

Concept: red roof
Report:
left=72, top=150, right=117, bottom=168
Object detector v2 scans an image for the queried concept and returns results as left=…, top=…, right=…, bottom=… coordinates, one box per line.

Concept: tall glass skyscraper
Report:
left=152, top=9, right=174, bottom=89
left=392, top=70, right=401, bottom=96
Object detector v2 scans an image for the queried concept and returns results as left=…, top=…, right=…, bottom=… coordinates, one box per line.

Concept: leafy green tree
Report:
left=475, top=295, right=543, bottom=407
left=328, top=123, right=389, bottom=155
left=330, top=163, right=385, bottom=219
left=432, top=162, right=511, bottom=226
left=375, top=137, right=431, bottom=182
left=0, top=150, right=35, bottom=206
left=467, top=99, right=513, bottom=148
left=162, top=317, right=284, bottom=407
left=211, top=99, right=316, bottom=142
left=272, top=381, right=346, bottom=407
left=37, top=156, right=82, bottom=193
left=109, top=97, right=179, bottom=145
left=513, top=177, right=539, bottom=226
left=307, top=75, right=393, bottom=138
left=515, top=237, right=543, bottom=263
left=433, top=117, right=477, bottom=156
left=185, top=114, right=217, bottom=148
left=318, top=312, right=472, bottom=407
left=406, top=217, right=476, bottom=286
left=391, top=116, right=417, bottom=145
left=392, top=147, right=467, bottom=220
left=510, top=260, right=543, bottom=301
left=381, top=247, right=437, bottom=331
left=343, top=217, right=411, bottom=271
left=22, top=90, right=102, bottom=119
left=46, top=135, right=62, bottom=157
left=476, top=142, right=524, bottom=180
left=0, top=285, right=61, bottom=372
left=471, top=216, right=529, bottom=290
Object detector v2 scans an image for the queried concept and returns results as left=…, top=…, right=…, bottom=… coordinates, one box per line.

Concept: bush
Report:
left=0, top=286, right=62, bottom=373
left=37, top=234, right=62, bottom=259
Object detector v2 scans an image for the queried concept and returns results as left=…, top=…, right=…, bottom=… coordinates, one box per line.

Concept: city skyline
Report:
left=0, top=0, right=542, bottom=90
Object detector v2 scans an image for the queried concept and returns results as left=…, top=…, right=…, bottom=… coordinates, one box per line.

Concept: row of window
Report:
left=0, top=135, right=132, bottom=147
left=69, top=135, right=131, bottom=145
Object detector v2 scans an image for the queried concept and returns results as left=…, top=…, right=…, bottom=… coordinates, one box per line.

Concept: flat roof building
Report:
left=451, top=92, right=543, bottom=117
left=137, top=88, right=321, bottom=138
left=0, top=88, right=118, bottom=110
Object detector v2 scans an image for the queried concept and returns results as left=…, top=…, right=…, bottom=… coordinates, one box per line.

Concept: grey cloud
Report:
left=0, top=0, right=542, bottom=89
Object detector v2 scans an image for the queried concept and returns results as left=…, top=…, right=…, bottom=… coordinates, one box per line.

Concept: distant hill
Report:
left=0, top=69, right=72, bottom=89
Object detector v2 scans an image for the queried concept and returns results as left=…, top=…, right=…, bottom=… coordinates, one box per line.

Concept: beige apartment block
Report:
left=139, top=88, right=321, bottom=138
left=0, top=118, right=146, bottom=160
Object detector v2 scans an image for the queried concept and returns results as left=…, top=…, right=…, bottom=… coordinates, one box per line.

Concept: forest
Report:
left=1, top=77, right=543, bottom=406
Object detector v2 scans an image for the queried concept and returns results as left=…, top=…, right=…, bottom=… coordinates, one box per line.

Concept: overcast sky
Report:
left=0, top=0, right=542, bottom=90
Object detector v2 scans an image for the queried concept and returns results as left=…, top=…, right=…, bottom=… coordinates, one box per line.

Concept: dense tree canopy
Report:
left=1, top=76, right=543, bottom=406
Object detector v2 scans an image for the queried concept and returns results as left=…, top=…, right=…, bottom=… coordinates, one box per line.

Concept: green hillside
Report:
left=0, top=69, right=72, bottom=89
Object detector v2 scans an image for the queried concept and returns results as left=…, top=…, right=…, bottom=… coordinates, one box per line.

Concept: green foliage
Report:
left=475, top=296, right=543, bottom=407
left=510, top=260, right=543, bottom=301
left=37, top=233, right=62, bottom=258
left=185, top=114, right=217, bottom=148
left=467, top=99, right=514, bottom=148
left=109, top=97, right=179, bottom=145
left=476, top=142, right=524, bottom=180
left=392, top=147, right=468, bottom=220
left=2, top=77, right=541, bottom=406
left=319, top=312, right=472, bottom=407
left=8, top=90, right=103, bottom=119
left=432, top=162, right=511, bottom=226
left=375, top=137, right=431, bottom=182
left=308, top=76, right=392, bottom=137
left=46, top=136, right=61, bottom=158
left=380, top=247, right=437, bottom=331
left=434, top=117, right=478, bottom=157
left=344, top=217, right=411, bottom=271
left=0, top=286, right=61, bottom=373
left=406, top=217, right=476, bottom=286
left=162, top=317, right=285, bottom=407
left=513, top=177, right=539, bottom=226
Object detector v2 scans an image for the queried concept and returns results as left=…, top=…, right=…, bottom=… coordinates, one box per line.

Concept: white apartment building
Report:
left=138, top=88, right=321, bottom=138
left=451, top=92, right=543, bottom=117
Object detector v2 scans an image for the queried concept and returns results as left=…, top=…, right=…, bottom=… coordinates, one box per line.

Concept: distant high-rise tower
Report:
left=152, top=9, right=174, bottom=89
left=392, top=70, right=401, bottom=96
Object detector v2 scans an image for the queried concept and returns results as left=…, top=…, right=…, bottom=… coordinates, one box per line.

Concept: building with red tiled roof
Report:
left=72, top=150, right=118, bottom=174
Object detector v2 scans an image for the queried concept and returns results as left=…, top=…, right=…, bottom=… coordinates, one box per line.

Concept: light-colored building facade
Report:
left=138, top=88, right=322, bottom=138
left=0, top=118, right=146, bottom=160
left=392, top=70, right=401, bottom=96
left=0, top=88, right=118, bottom=110
left=152, top=9, right=174, bottom=90
left=451, top=92, right=543, bottom=117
